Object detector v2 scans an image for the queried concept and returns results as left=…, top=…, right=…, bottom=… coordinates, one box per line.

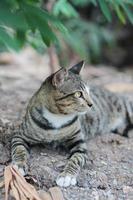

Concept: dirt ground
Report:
left=0, top=48, right=133, bottom=200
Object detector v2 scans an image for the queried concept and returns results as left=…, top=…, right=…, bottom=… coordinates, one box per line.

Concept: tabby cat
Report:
left=11, top=61, right=133, bottom=187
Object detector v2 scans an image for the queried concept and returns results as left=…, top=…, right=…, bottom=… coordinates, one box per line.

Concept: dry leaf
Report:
left=38, top=190, right=52, bottom=200
left=4, top=166, right=42, bottom=200
left=49, top=187, right=64, bottom=200
left=3, top=166, right=65, bottom=200
left=4, top=166, right=12, bottom=200
left=11, top=167, right=41, bottom=200
left=13, top=178, right=27, bottom=200
left=10, top=180, right=20, bottom=200
left=0, top=180, right=4, bottom=188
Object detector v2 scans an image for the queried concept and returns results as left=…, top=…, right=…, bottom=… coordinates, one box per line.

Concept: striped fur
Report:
left=11, top=61, right=133, bottom=187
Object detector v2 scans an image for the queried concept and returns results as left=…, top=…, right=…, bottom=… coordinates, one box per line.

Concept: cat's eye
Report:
left=74, top=91, right=82, bottom=98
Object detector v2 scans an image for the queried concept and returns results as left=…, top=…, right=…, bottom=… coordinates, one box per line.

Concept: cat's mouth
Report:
left=78, top=111, right=87, bottom=115
left=76, top=104, right=92, bottom=114
left=75, top=107, right=89, bottom=115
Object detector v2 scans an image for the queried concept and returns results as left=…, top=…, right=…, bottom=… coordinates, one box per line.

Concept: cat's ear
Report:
left=52, top=68, right=68, bottom=88
left=69, top=61, right=84, bottom=74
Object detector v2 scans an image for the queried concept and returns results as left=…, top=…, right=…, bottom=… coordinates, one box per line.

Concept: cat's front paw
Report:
left=56, top=172, right=77, bottom=187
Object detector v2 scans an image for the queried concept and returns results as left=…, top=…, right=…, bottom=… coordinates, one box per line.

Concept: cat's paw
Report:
left=56, top=173, right=77, bottom=187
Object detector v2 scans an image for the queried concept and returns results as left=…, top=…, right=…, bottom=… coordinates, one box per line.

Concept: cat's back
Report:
left=80, top=84, right=127, bottom=138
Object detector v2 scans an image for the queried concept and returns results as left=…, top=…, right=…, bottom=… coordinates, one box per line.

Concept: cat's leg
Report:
left=11, top=136, right=29, bottom=176
left=56, top=132, right=87, bottom=187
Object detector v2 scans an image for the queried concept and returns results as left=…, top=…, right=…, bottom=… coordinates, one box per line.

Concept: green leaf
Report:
left=121, top=0, right=133, bottom=5
left=114, top=4, right=126, bottom=24
left=21, top=2, right=68, bottom=43
left=27, top=31, right=47, bottom=53
left=38, top=20, right=57, bottom=46
left=22, top=3, right=68, bottom=34
left=63, top=31, right=87, bottom=58
left=22, top=4, right=58, bottom=46
left=53, top=0, right=79, bottom=18
left=26, top=0, right=40, bottom=3
left=25, top=13, right=56, bottom=46
left=89, top=32, right=101, bottom=56
left=16, top=30, right=26, bottom=47
left=0, top=9, right=28, bottom=30
left=71, top=0, right=95, bottom=6
left=89, top=0, right=97, bottom=6
left=0, top=26, right=20, bottom=50
left=0, top=0, right=19, bottom=10
left=121, top=4, right=133, bottom=24
left=23, top=12, right=36, bottom=33
left=98, top=0, right=112, bottom=22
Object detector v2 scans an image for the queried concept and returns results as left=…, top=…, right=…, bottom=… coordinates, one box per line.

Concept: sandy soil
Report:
left=0, top=49, right=133, bottom=200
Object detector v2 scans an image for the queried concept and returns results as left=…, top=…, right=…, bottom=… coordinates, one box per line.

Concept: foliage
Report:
left=60, top=19, right=115, bottom=62
left=0, top=0, right=67, bottom=50
left=71, top=0, right=133, bottom=24
left=0, top=0, right=133, bottom=62
left=52, top=0, right=133, bottom=62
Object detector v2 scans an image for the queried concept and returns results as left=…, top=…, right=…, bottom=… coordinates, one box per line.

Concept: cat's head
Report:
left=45, top=61, right=93, bottom=115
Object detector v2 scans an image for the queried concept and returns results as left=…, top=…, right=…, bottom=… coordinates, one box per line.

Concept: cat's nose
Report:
left=86, top=98, right=93, bottom=107
left=88, top=103, right=93, bottom=107
left=86, top=96, right=93, bottom=107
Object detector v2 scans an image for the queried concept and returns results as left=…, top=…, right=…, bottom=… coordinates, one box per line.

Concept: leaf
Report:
left=10, top=167, right=42, bottom=200
left=16, top=30, right=26, bottom=47
left=29, top=14, right=57, bottom=46
left=22, top=3, right=67, bottom=34
left=23, top=12, right=36, bottom=33
left=24, top=13, right=56, bottom=46
left=53, top=0, right=78, bottom=18
left=63, top=32, right=87, bottom=58
left=38, top=190, right=52, bottom=200
left=13, top=178, right=28, bottom=200
left=71, top=0, right=95, bottom=6
left=63, top=2, right=79, bottom=18
left=121, top=4, right=133, bottom=24
left=0, top=180, right=4, bottom=188
left=10, top=180, right=20, bottom=200
left=98, top=0, right=112, bottom=22
left=0, top=9, right=28, bottom=30
left=121, top=0, right=133, bottom=5
left=89, top=31, right=101, bottom=56
left=89, top=0, right=97, bottom=6
left=114, top=4, right=126, bottom=24
left=49, top=187, right=64, bottom=200
left=4, top=166, right=12, bottom=200
left=3, top=166, right=65, bottom=200
left=26, top=0, right=40, bottom=3
left=22, top=3, right=59, bottom=46
left=0, top=26, right=20, bottom=50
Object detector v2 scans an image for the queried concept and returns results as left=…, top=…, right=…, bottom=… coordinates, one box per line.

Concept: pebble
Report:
left=123, top=185, right=133, bottom=194
left=40, top=152, right=48, bottom=156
